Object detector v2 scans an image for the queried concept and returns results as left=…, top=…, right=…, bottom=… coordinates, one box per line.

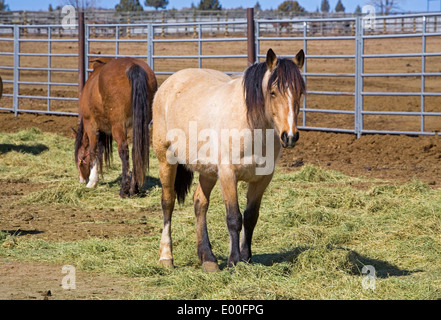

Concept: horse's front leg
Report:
left=219, top=167, right=242, bottom=268
left=240, top=174, right=273, bottom=262
left=86, top=154, right=99, bottom=188
left=86, top=132, right=99, bottom=188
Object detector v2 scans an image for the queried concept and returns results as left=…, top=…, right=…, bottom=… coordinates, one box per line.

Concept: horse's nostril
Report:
left=294, top=131, right=299, bottom=142
left=281, top=131, right=288, bottom=143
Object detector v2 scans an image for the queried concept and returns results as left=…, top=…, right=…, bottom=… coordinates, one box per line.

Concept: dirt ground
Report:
left=0, top=260, right=136, bottom=300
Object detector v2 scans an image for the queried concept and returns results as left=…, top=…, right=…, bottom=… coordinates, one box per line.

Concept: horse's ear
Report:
left=266, top=49, right=277, bottom=71
left=294, top=49, right=305, bottom=69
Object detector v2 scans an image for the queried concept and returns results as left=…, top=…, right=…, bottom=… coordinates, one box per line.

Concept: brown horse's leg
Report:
left=158, top=161, right=177, bottom=269
left=240, top=174, right=273, bottom=263
left=112, top=125, right=130, bottom=197
left=218, top=168, right=242, bottom=268
left=194, top=174, right=219, bottom=272
left=129, top=172, right=139, bottom=197
left=85, top=126, right=99, bottom=189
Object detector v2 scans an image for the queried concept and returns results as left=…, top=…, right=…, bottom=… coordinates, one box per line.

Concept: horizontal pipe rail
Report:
left=0, top=14, right=439, bottom=137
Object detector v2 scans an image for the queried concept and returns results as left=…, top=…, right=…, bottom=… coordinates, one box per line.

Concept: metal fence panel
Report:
left=0, top=13, right=440, bottom=137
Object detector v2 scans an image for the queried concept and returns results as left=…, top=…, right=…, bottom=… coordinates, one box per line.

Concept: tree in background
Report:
left=277, top=0, right=305, bottom=13
left=198, top=0, right=222, bottom=10
left=368, top=0, right=401, bottom=15
left=355, top=5, right=362, bottom=14
left=144, top=0, right=169, bottom=10
left=254, top=1, right=261, bottom=11
left=0, top=0, right=9, bottom=10
left=320, top=0, right=330, bottom=13
left=62, top=0, right=99, bottom=11
left=335, top=0, right=345, bottom=12
left=116, top=0, right=144, bottom=11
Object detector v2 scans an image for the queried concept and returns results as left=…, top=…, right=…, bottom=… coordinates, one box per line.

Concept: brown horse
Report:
left=153, top=49, right=305, bottom=271
left=75, top=57, right=157, bottom=197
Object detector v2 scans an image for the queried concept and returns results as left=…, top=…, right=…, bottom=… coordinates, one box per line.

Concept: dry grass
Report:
left=1, top=129, right=441, bottom=299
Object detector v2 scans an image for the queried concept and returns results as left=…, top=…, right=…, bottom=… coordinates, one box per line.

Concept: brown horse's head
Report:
left=74, top=118, right=91, bottom=183
left=244, top=48, right=305, bottom=148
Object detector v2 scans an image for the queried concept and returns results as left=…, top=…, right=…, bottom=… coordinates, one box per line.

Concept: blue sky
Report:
left=6, top=1, right=437, bottom=13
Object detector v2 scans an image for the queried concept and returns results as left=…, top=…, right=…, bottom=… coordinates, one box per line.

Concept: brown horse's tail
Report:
left=126, top=63, right=150, bottom=187
left=175, top=164, right=194, bottom=204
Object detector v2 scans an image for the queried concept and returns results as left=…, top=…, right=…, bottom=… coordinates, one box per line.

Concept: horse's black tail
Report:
left=175, top=164, right=194, bottom=204
left=126, top=63, right=150, bottom=188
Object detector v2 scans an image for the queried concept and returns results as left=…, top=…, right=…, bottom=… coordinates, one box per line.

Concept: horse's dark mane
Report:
left=243, top=58, right=305, bottom=127
left=74, top=117, right=84, bottom=164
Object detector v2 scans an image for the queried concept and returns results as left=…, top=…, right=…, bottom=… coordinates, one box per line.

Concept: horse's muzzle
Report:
left=281, top=131, right=299, bottom=148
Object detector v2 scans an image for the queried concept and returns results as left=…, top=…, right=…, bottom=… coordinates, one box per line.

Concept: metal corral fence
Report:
left=1, top=11, right=440, bottom=137
left=0, top=24, right=79, bottom=116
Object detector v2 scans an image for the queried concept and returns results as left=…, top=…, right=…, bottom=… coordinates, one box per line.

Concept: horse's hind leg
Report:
left=158, top=161, right=177, bottom=269
left=129, top=173, right=139, bottom=197
left=194, top=175, right=219, bottom=272
left=240, top=174, right=273, bottom=263
left=112, top=125, right=130, bottom=197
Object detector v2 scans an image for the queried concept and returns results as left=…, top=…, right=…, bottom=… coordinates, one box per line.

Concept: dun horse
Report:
left=153, top=49, right=305, bottom=271
left=75, top=57, right=157, bottom=197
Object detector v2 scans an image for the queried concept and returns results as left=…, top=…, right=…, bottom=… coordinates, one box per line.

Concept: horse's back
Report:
left=157, top=68, right=230, bottom=97
left=153, top=68, right=235, bottom=119
left=81, top=57, right=156, bottom=133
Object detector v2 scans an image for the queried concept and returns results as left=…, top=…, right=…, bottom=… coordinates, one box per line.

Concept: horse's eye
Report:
left=270, top=91, right=276, bottom=97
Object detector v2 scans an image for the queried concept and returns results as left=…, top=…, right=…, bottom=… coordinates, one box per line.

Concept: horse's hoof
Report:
left=129, top=187, right=139, bottom=198
left=202, top=261, right=220, bottom=272
left=159, top=259, right=174, bottom=269
left=119, top=189, right=129, bottom=198
left=86, top=181, right=98, bottom=188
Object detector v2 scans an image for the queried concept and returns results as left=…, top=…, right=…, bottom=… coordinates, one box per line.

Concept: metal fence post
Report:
left=198, top=23, right=202, bottom=68
left=421, top=15, right=427, bottom=133
left=302, top=21, right=307, bottom=128
left=85, top=22, right=90, bottom=83
left=12, top=25, right=19, bottom=117
left=247, top=8, right=256, bottom=66
left=147, top=23, right=154, bottom=70
left=47, top=26, right=52, bottom=113
left=78, top=11, right=85, bottom=118
left=355, top=16, right=364, bottom=138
